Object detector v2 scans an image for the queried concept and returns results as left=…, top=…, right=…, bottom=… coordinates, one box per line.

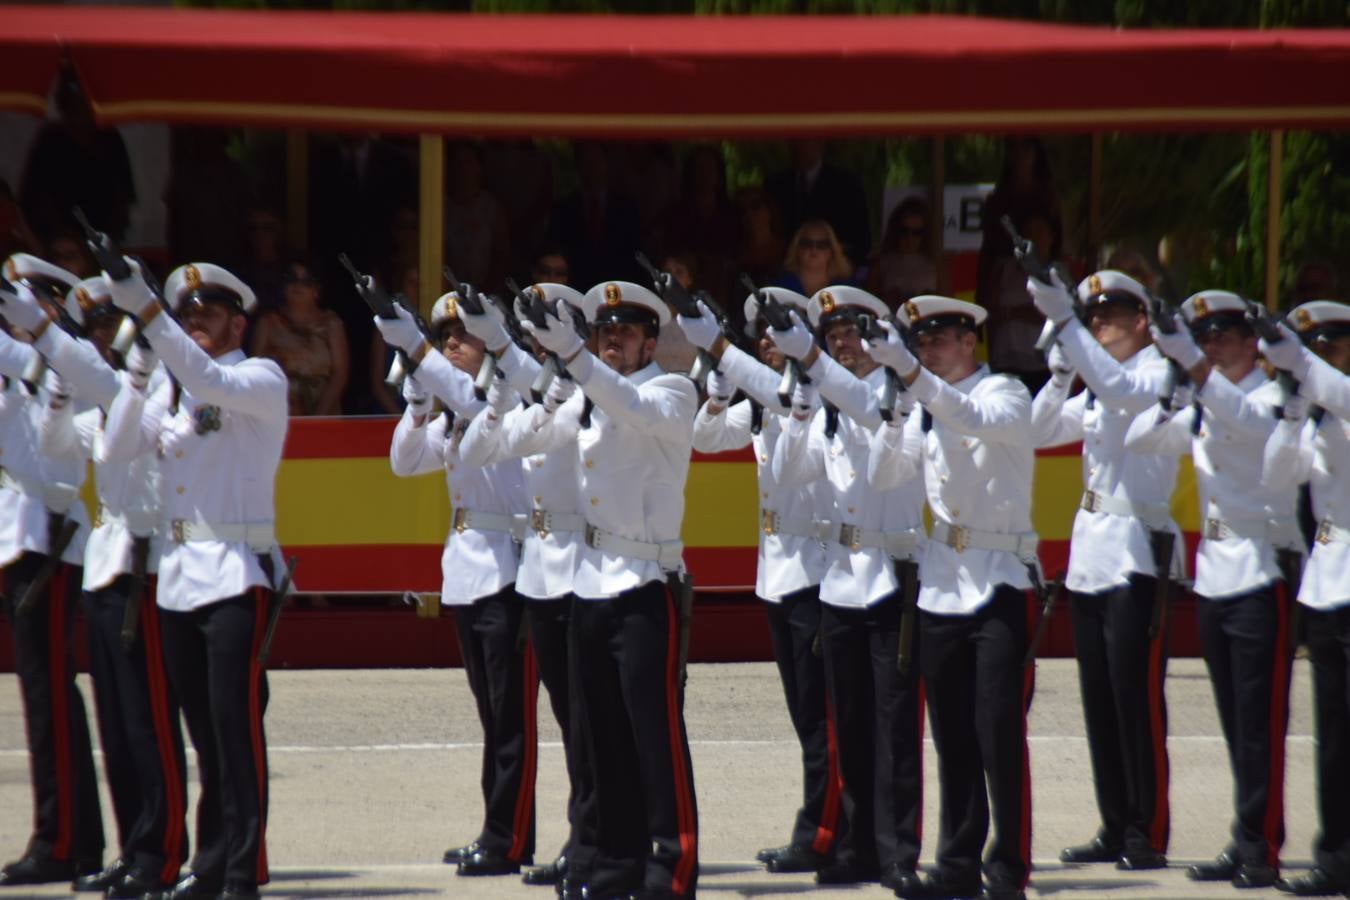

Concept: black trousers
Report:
left=526, top=595, right=586, bottom=863
left=159, top=589, right=270, bottom=889
left=454, top=587, right=537, bottom=863
left=819, top=591, right=923, bottom=875
left=1304, top=603, right=1350, bottom=885
left=764, top=586, right=841, bottom=856
left=570, top=580, right=698, bottom=899
left=85, top=575, right=188, bottom=885
left=920, top=585, right=1033, bottom=891
left=1070, top=574, right=1170, bottom=854
left=1, top=553, right=103, bottom=866
left=1196, top=584, right=1293, bottom=868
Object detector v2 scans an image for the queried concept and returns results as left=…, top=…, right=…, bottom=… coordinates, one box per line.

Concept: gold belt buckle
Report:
left=171, top=519, right=187, bottom=543
left=584, top=523, right=601, bottom=549
left=761, top=509, right=778, bottom=536
left=839, top=523, right=861, bottom=551
left=946, top=524, right=970, bottom=553
left=92, top=505, right=105, bottom=529
left=1082, top=491, right=1100, bottom=513
left=531, top=509, right=550, bottom=538
left=453, top=507, right=467, bottom=534
left=1203, top=518, right=1224, bottom=540
left=1317, top=520, right=1333, bottom=545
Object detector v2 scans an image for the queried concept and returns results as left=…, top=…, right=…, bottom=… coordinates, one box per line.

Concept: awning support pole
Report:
left=1265, top=130, right=1283, bottom=311
left=419, top=134, right=444, bottom=318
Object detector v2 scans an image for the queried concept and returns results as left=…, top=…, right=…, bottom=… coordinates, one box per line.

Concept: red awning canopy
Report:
left=4, top=6, right=1350, bottom=137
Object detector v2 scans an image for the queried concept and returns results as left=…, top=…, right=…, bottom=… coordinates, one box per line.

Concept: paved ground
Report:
left=0, top=659, right=1323, bottom=899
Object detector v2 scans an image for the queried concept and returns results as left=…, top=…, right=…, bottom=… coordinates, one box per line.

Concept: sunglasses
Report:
left=535, top=265, right=569, bottom=278
left=897, top=225, right=925, bottom=237
left=799, top=238, right=831, bottom=252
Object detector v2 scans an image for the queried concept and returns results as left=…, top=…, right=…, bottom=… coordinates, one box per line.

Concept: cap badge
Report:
left=530, top=285, right=546, bottom=303
left=1088, top=274, right=1103, bottom=295
left=903, top=301, right=920, bottom=322
left=446, top=296, right=458, bottom=318
left=76, top=287, right=96, bottom=312
left=1294, top=308, right=1313, bottom=332
left=184, top=264, right=202, bottom=292
left=820, top=291, right=835, bottom=314
left=604, top=283, right=621, bottom=307
left=1193, top=296, right=1210, bottom=318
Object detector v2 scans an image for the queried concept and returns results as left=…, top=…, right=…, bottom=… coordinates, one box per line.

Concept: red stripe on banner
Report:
left=1019, top=591, right=1035, bottom=885
left=1146, top=629, right=1170, bottom=852
left=248, top=589, right=270, bottom=884
left=48, top=566, right=74, bottom=859
left=1264, top=586, right=1291, bottom=868
left=663, top=588, right=698, bottom=896
left=281, top=416, right=399, bottom=459
left=811, top=694, right=842, bottom=855
left=508, top=645, right=539, bottom=863
left=141, top=585, right=186, bottom=885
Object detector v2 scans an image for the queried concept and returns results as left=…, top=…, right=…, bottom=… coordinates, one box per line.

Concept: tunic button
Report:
left=534, top=496, right=543, bottom=505
left=762, top=492, right=769, bottom=499
left=175, top=450, right=184, bottom=459
left=176, top=485, right=185, bottom=495
left=847, top=506, right=855, bottom=514
left=951, top=508, right=960, bottom=518
left=585, top=459, right=594, bottom=469
left=447, top=463, right=454, bottom=471
left=848, top=470, right=855, bottom=480
left=941, top=475, right=948, bottom=484
left=590, top=497, right=599, bottom=506
left=454, top=493, right=461, bottom=501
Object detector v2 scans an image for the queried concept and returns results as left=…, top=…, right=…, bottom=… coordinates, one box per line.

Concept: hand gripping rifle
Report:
left=440, top=266, right=497, bottom=401
left=257, top=555, right=298, bottom=667
left=1000, top=215, right=1078, bottom=353
left=1145, top=288, right=1202, bottom=436
left=1244, top=300, right=1304, bottom=420
left=74, top=207, right=161, bottom=358
left=739, top=273, right=812, bottom=410
left=635, top=252, right=733, bottom=387
left=340, top=254, right=427, bottom=390
left=854, top=311, right=909, bottom=424
left=119, top=535, right=152, bottom=651
left=504, top=277, right=573, bottom=405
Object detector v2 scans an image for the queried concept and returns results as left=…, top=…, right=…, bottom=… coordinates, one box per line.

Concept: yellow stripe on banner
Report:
left=682, top=462, right=760, bottom=548
left=276, top=458, right=449, bottom=545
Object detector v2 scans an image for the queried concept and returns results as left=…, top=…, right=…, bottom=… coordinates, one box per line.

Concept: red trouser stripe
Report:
left=1018, top=591, right=1036, bottom=885
left=664, top=589, right=698, bottom=897
left=48, top=565, right=74, bottom=859
left=142, top=582, right=186, bottom=884
left=248, top=589, right=270, bottom=884
left=1146, top=627, right=1170, bottom=852
left=508, top=644, right=539, bottom=862
left=811, top=694, right=843, bottom=855
left=1264, top=585, right=1291, bottom=868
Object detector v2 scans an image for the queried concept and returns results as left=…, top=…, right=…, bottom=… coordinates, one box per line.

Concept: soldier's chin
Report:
left=188, top=330, right=212, bottom=350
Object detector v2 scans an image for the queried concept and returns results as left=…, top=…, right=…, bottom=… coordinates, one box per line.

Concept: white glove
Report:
left=542, top=376, right=576, bottom=414
left=460, top=298, right=511, bottom=354
left=886, top=387, right=916, bottom=425
left=2, top=283, right=50, bottom=333
left=1165, top=382, right=1194, bottom=414
left=485, top=373, right=514, bottom=417
left=790, top=380, right=817, bottom=420
left=676, top=299, right=722, bottom=351
left=1026, top=271, right=1076, bottom=325
left=1047, top=343, right=1074, bottom=388
left=125, top=341, right=157, bottom=392
left=374, top=304, right=428, bottom=356
left=1260, top=323, right=1312, bottom=378
left=105, top=257, right=155, bottom=315
left=1281, top=393, right=1309, bottom=424
left=863, top=320, right=918, bottom=377
left=44, top=368, right=70, bottom=406
left=520, top=307, right=583, bottom=360
left=1150, top=314, right=1205, bottom=369
left=705, top=368, right=734, bottom=405
left=767, top=310, right=815, bottom=360
left=402, top=374, right=431, bottom=417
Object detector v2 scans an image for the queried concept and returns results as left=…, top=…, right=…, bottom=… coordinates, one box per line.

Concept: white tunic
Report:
left=100, top=313, right=287, bottom=611
left=1032, top=319, right=1181, bottom=593
left=871, top=366, right=1035, bottom=615
left=1125, top=369, right=1298, bottom=600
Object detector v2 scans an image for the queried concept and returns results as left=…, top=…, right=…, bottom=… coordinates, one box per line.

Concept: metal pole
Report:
left=1265, top=130, right=1283, bottom=311
left=419, top=134, right=445, bottom=318
left=285, top=129, right=308, bottom=255
left=931, top=136, right=946, bottom=294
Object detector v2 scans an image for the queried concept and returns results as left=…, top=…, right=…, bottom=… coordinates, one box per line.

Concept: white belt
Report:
left=526, top=509, right=587, bottom=539
left=1316, top=519, right=1350, bottom=546
left=932, top=521, right=1039, bottom=564
left=1202, top=513, right=1302, bottom=547
left=0, top=467, right=78, bottom=514
left=583, top=524, right=684, bottom=571
left=451, top=507, right=520, bottom=537
left=167, top=518, right=275, bottom=552
left=760, top=509, right=832, bottom=542
left=1080, top=490, right=1170, bottom=530
left=93, top=504, right=158, bottom=538
left=836, top=523, right=923, bottom=560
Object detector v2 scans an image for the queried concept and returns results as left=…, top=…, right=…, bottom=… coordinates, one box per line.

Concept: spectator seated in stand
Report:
left=774, top=219, right=856, bottom=299
left=251, top=258, right=350, bottom=416
left=866, top=195, right=937, bottom=311
left=444, top=140, right=510, bottom=292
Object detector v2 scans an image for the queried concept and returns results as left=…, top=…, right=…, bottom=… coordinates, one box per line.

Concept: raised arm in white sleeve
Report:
left=390, top=407, right=449, bottom=477
left=1261, top=417, right=1315, bottom=493
left=140, top=312, right=287, bottom=421
left=566, top=352, right=696, bottom=441
left=693, top=398, right=755, bottom=454
left=910, top=368, right=1032, bottom=445
left=1196, top=372, right=1279, bottom=440
left=98, top=371, right=169, bottom=464
left=1296, top=352, right=1350, bottom=421
left=867, top=410, right=923, bottom=491
left=716, top=343, right=791, bottom=413
left=33, top=327, right=120, bottom=409
left=801, top=351, right=885, bottom=429
left=0, top=327, right=38, bottom=378
left=1123, top=402, right=1194, bottom=456
left=408, top=350, right=486, bottom=419
left=1031, top=377, right=1086, bottom=448
left=1055, top=317, right=1167, bottom=415
left=772, top=408, right=827, bottom=488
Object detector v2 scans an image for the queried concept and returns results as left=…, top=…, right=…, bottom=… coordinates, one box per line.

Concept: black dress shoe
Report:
left=167, top=872, right=225, bottom=899
left=765, top=845, right=826, bottom=873
left=1059, top=836, right=1122, bottom=864
left=1116, top=848, right=1167, bottom=871
left=881, top=865, right=922, bottom=895
left=556, top=875, right=586, bottom=900
left=1234, top=863, right=1279, bottom=889
left=899, top=872, right=982, bottom=899
left=756, top=845, right=784, bottom=864
left=814, top=860, right=880, bottom=885
left=1277, top=868, right=1346, bottom=896
left=524, top=856, right=567, bottom=886
left=458, top=847, right=524, bottom=877
left=218, top=882, right=261, bottom=900
left=979, top=887, right=1026, bottom=900
left=443, top=841, right=480, bottom=865
left=1188, top=851, right=1238, bottom=881
left=74, top=858, right=128, bottom=892
left=108, top=869, right=173, bottom=899
left=0, top=854, right=79, bottom=886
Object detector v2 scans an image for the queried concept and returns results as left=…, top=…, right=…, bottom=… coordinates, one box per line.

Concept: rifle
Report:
left=635, top=252, right=732, bottom=386
left=895, top=559, right=920, bottom=677
left=257, top=555, right=298, bottom=667
left=1000, top=215, right=1078, bottom=353
left=1245, top=301, right=1303, bottom=420
left=441, top=266, right=496, bottom=401
left=74, top=207, right=161, bottom=357
left=504, top=277, right=574, bottom=405
left=1145, top=289, right=1201, bottom=435
left=1146, top=528, right=1176, bottom=641
left=855, top=311, right=909, bottom=424
left=1023, top=572, right=1064, bottom=668
left=1276, top=547, right=1304, bottom=654
left=15, top=514, right=80, bottom=616
left=340, top=253, right=424, bottom=389
left=740, top=273, right=811, bottom=410
left=119, top=535, right=151, bottom=651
